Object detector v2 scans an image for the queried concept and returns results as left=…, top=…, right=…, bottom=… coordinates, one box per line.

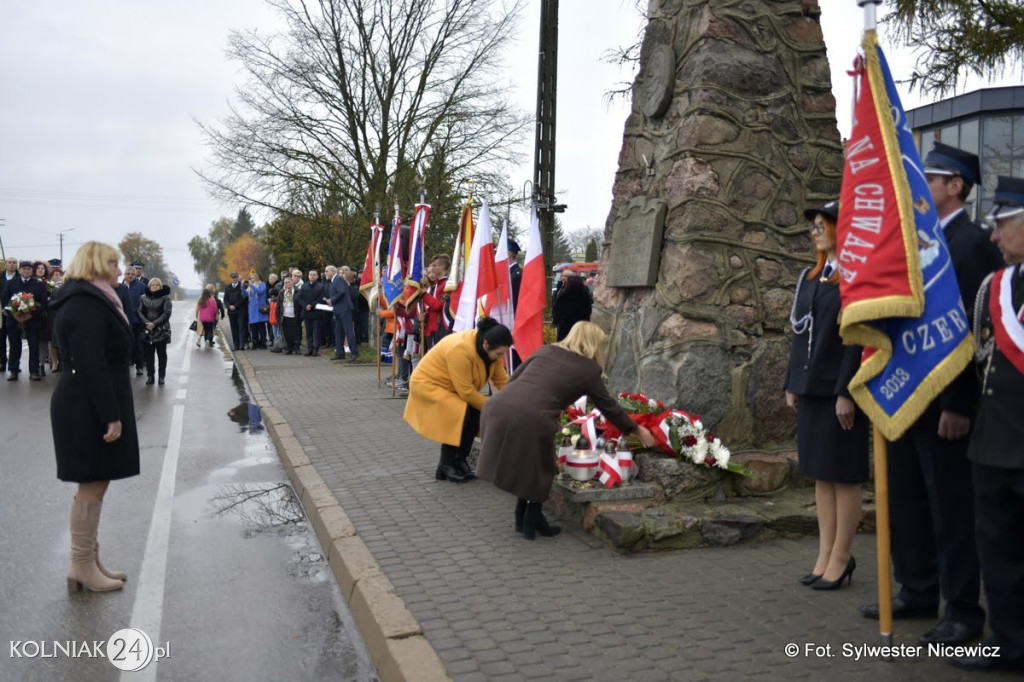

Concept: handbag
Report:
left=268, top=301, right=278, bottom=325
left=188, top=320, right=197, bottom=332
left=258, top=304, right=269, bottom=315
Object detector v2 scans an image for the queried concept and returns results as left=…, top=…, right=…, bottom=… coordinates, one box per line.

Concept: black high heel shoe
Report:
left=811, top=557, right=856, bottom=591
left=798, top=572, right=823, bottom=586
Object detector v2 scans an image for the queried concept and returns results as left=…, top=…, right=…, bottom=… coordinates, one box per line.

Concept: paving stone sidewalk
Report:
left=237, top=348, right=992, bottom=682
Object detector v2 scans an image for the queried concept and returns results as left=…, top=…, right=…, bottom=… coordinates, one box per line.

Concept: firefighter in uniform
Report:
left=950, top=176, right=1024, bottom=672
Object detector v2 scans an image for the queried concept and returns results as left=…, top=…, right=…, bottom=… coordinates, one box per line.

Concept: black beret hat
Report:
left=803, top=199, right=839, bottom=224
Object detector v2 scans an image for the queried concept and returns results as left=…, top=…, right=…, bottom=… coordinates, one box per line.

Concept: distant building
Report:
left=907, top=85, right=1024, bottom=221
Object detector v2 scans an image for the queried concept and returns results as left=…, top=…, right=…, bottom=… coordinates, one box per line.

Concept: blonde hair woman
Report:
left=139, top=277, right=172, bottom=384
left=49, top=241, right=138, bottom=592
left=477, top=321, right=656, bottom=540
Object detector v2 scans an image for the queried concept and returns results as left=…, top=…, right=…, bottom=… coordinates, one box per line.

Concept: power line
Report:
left=0, top=187, right=218, bottom=213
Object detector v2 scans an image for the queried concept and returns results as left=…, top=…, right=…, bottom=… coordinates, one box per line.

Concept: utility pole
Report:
left=57, top=228, right=75, bottom=263
left=0, top=218, right=6, bottom=260
left=533, top=0, right=565, bottom=302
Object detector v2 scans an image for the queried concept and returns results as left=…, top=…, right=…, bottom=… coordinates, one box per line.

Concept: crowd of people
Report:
left=28, top=160, right=1023, bottom=671
left=1, top=256, right=63, bottom=380
left=785, top=146, right=1024, bottom=672
left=220, top=264, right=369, bottom=362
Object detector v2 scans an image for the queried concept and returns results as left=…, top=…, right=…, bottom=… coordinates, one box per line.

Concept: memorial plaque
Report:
left=641, top=45, right=676, bottom=119
left=606, top=196, right=666, bottom=287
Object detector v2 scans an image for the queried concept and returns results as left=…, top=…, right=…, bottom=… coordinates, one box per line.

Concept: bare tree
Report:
left=197, top=0, right=531, bottom=230
left=562, top=225, right=603, bottom=259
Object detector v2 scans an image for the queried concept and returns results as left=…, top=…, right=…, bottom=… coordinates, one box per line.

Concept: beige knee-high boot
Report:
left=67, top=497, right=124, bottom=593
left=95, top=541, right=127, bottom=582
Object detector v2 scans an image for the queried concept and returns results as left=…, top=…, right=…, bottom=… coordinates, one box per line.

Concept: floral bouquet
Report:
left=7, top=292, right=38, bottom=324
left=558, top=391, right=752, bottom=480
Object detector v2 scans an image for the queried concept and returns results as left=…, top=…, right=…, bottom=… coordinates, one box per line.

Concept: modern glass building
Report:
left=907, top=86, right=1024, bottom=221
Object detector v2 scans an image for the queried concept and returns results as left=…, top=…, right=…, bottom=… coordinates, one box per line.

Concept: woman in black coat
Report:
left=784, top=201, right=868, bottom=591
left=551, top=274, right=592, bottom=341
left=50, top=241, right=139, bottom=593
left=138, top=278, right=173, bottom=385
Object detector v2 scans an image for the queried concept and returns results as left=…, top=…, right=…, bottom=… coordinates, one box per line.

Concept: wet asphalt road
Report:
left=0, top=302, right=377, bottom=681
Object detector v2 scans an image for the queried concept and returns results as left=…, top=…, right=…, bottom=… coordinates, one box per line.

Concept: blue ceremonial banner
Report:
left=383, top=215, right=405, bottom=308
left=836, top=34, right=974, bottom=440
left=402, top=203, right=430, bottom=305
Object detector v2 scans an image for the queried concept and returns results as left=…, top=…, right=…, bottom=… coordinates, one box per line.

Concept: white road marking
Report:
left=121, top=338, right=191, bottom=681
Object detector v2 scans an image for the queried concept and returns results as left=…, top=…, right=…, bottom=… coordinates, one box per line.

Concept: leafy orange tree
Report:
left=219, top=234, right=270, bottom=283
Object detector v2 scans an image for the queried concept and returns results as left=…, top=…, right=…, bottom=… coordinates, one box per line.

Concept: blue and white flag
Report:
left=382, top=214, right=405, bottom=308
left=836, top=33, right=974, bottom=440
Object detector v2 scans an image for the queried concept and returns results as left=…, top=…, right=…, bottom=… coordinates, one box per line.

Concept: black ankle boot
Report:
left=435, top=464, right=468, bottom=483
left=522, top=502, right=561, bottom=540
left=454, top=456, right=476, bottom=480
left=515, top=499, right=527, bottom=533
left=146, top=375, right=155, bottom=386
left=435, top=447, right=467, bottom=483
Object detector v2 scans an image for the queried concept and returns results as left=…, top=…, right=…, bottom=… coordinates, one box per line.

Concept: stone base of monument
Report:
left=470, top=443, right=869, bottom=554
left=548, top=485, right=834, bottom=554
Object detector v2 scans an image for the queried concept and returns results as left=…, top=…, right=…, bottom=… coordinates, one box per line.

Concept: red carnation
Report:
left=683, top=435, right=698, bottom=447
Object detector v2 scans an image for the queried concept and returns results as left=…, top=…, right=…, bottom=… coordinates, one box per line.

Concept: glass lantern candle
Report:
left=616, top=436, right=633, bottom=485
left=557, top=433, right=574, bottom=479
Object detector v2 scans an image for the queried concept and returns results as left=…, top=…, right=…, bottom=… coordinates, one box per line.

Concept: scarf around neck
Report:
left=90, top=278, right=129, bottom=324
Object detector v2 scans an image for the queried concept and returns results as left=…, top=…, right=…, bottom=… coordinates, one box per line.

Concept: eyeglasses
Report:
left=808, top=223, right=826, bottom=235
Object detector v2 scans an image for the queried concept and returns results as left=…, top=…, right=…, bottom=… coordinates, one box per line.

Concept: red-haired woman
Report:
left=784, top=200, right=869, bottom=590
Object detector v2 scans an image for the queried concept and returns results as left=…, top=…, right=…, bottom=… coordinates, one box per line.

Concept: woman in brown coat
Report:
left=404, top=317, right=512, bottom=483
left=477, top=321, right=656, bottom=540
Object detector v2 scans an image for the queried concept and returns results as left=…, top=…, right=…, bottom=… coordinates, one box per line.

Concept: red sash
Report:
left=989, top=267, right=1024, bottom=374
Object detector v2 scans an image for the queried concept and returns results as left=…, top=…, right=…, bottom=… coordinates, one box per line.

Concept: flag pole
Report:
left=374, top=208, right=383, bottom=388
left=872, top=426, right=894, bottom=646
left=856, top=0, right=893, bottom=647
left=391, top=201, right=400, bottom=397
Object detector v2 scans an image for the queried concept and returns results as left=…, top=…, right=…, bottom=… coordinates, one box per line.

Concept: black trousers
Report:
left=439, top=405, right=480, bottom=465
left=130, top=323, right=145, bottom=368
left=228, top=312, right=248, bottom=350
left=333, top=312, right=357, bottom=358
left=143, top=342, right=168, bottom=378
left=303, top=316, right=321, bottom=352
left=281, top=315, right=301, bottom=350
left=0, top=319, right=8, bottom=368
left=202, top=319, right=216, bottom=345
left=7, top=321, right=40, bottom=374
left=973, top=462, right=1024, bottom=659
left=249, top=321, right=267, bottom=348
left=887, top=403, right=984, bottom=627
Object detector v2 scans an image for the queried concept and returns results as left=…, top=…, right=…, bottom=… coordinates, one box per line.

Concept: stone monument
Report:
left=595, top=0, right=843, bottom=450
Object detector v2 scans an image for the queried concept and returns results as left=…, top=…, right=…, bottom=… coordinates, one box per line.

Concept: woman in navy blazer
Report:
left=784, top=200, right=868, bottom=591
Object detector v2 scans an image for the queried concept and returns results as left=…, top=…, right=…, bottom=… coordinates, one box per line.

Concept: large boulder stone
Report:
left=593, top=510, right=647, bottom=553
left=598, top=0, right=841, bottom=458
left=731, top=452, right=791, bottom=495
left=635, top=452, right=727, bottom=502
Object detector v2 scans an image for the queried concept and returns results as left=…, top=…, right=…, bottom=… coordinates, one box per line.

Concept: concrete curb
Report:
left=231, top=344, right=449, bottom=682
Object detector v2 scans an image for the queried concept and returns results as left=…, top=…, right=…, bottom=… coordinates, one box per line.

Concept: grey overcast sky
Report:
left=1, top=1, right=1018, bottom=288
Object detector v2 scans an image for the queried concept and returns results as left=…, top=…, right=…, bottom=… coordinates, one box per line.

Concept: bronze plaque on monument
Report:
left=606, top=196, right=666, bottom=287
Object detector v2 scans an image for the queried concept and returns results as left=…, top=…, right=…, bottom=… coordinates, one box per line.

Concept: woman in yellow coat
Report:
left=404, top=317, right=512, bottom=483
